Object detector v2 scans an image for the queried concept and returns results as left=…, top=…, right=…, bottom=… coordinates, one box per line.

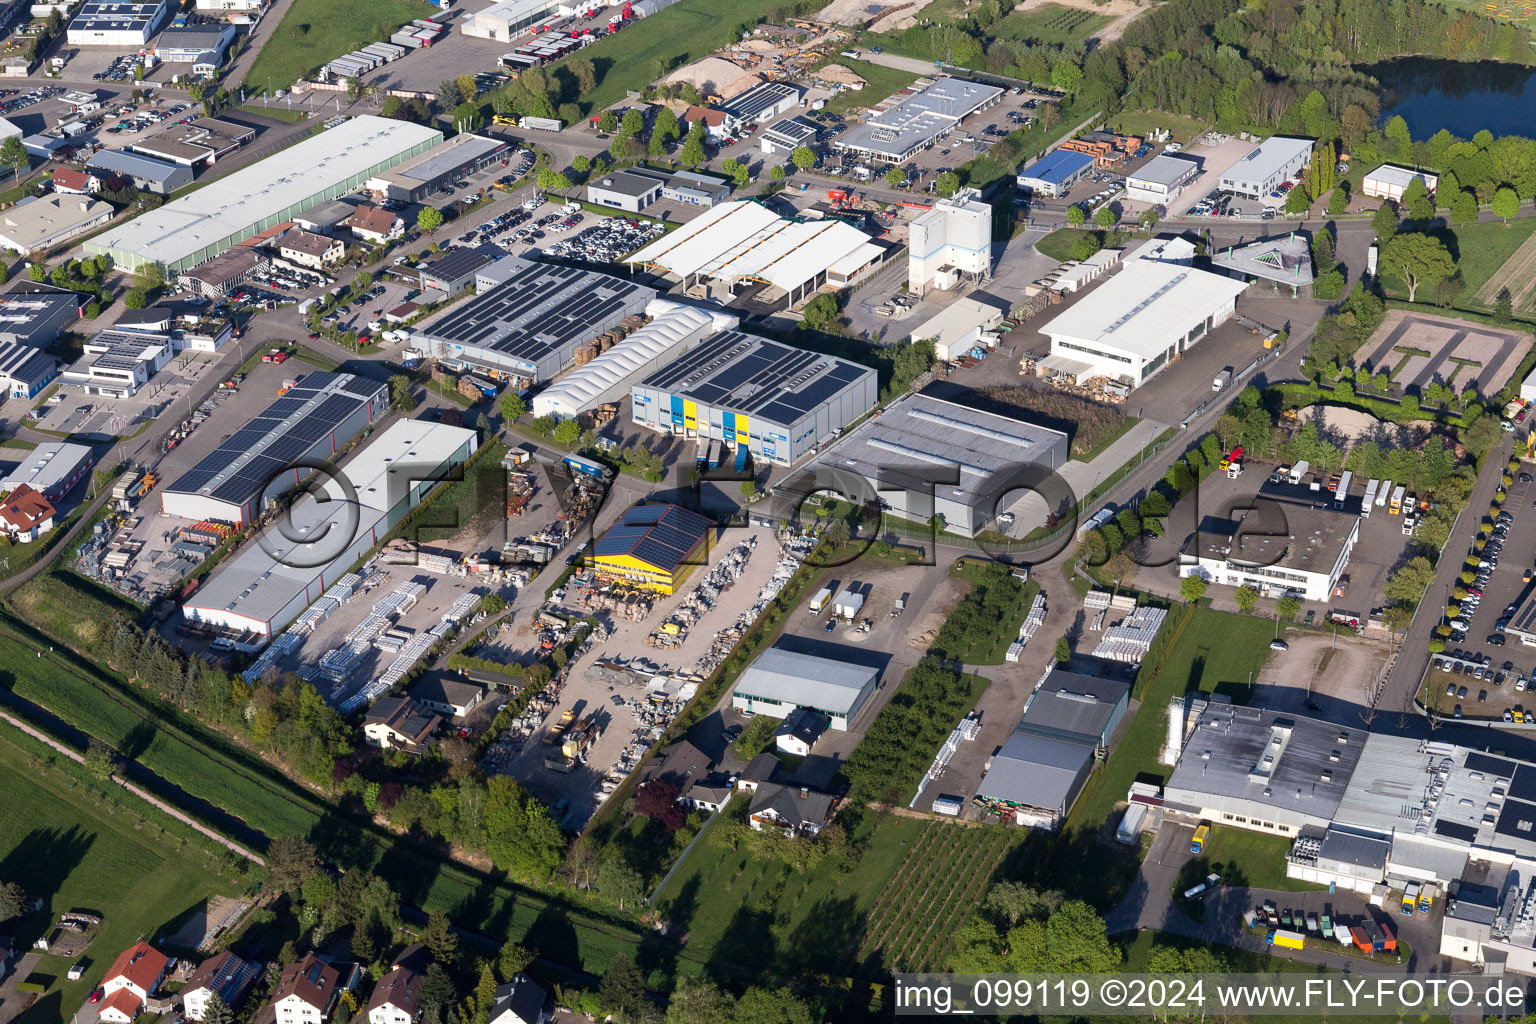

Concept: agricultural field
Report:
left=993, top=2, right=1113, bottom=44
left=947, top=383, right=1139, bottom=460
left=1476, top=221, right=1536, bottom=311
left=0, top=732, right=234, bottom=1024
left=242, top=0, right=434, bottom=93
left=858, top=823, right=1014, bottom=971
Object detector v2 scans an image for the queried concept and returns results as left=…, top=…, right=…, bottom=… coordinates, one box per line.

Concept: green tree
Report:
left=27, top=262, right=45, bottom=282
left=497, top=941, right=535, bottom=981
left=200, top=995, right=234, bottom=1024
left=1053, top=636, right=1070, bottom=663
left=729, top=988, right=815, bottom=1024
left=666, top=977, right=733, bottom=1024
left=1284, top=184, right=1312, bottom=214
left=1327, top=187, right=1348, bottom=216
left=1312, top=227, right=1336, bottom=275
left=598, top=856, right=646, bottom=911
left=597, top=110, right=618, bottom=133
left=680, top=133, right=707, bottom=167
left=1451, top=188, right=1479, bottom=225
left=530, top=414, right=555, bottom=436
left=1493, top=185, right=1520, bottom=224
left=1384, top=555, right=1437, bottom=606
left=416, top=206, right=444, bottom=234
left=935, top=170, right=960, bottom=197
left=536, top=168, right=572, bottom=192
left=1495, top=287, right=1514, bottom=325
left=456, top=73, right=478, bottom=103
left=1066, top=205, right=1086, bottom=227
left=801, top=293, right=840, bottom=331
left=1094, top=204, right=1115, bottom=229
left=885, top=166, right=905, bottom=188
left=600, top=954, right=646, bottom=1021
left=422, top=909, right=458, bottom=964
left=388, top=374, right=416, bottom=411
left=620, top=109, right=644, bottom=137
left=1234, top=584, right=1259, bottom=613
left=1372, top=200, right=1399, bottom=243
left=123, top=288, right=148, bottom=309
left=790, top=146, right=817, bottom=171
left=1179, top=575, right=1208, bottom=603
left=769, top=164, right=786, bottom=181
left=1403, top=177, right=1434, bottom=221
left=264, top=835, right=317, bottom=894
left=500, top=391, right=526, bottom=422
left=0, top=880, right=22, bottom=922
left=0, top=136, right=27, bottom=182
left=653, top=106, right=679, bottom=142
left=1381, top=232, right=1456, bottom=302
left=1276, top=596, right=1300, bottom=621
left=553, top=419, right=581, bottom=445
left=824, top=518, right=850, bottom=547
left=1044, top=901, right=1122, bottom=972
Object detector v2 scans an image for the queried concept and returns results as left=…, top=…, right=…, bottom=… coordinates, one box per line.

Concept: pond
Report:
left=1364, top=57, right=1536, bottom=138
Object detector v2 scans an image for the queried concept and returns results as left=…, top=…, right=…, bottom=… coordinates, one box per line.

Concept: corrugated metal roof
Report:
left=733, top=647, right=879, bottom=717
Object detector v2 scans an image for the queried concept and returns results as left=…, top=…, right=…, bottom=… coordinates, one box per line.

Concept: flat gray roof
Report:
left=1018, top=668, right=1128, bottom=745
left=1209, top=234, right=1316, bottom=286
left=811, top=392, right=1068, bottom=509
left=1186, top=483, right=1357, bottom=576
left=376, top=134, right=505, bottom=187
left=1220, top=136, right=1313, bottom=188
left=732, top=646, right=878, bottom=716
left=835, top=76, right=1003, bottom=159
left=1128, top=153, right=1200, bottom=187
left=977, top=732, right=1092, bottom=811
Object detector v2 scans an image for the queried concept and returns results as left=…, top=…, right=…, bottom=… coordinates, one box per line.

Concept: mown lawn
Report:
left=1065, top=607, right=1276, bottom=835
left=813, top=58, right=920, bottom=116
left=242, top=0, right=433, bottom=92
left=1178, top=826, right=1323, bottom=893
left=1377, top=217, right=1536, bottom=309
left=0, top=732, right=233, bottom=1024
left=1034, top=226, right=1108, bottom=262
left=653, top=810, right=928, bottom=979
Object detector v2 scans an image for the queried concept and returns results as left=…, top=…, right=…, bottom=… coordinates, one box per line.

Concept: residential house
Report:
left=681, top=105, right=728, bottom=143
left=271, top=954, right=359, bottom=1024
left=734, top=752, right=779, bottom=793
left=774, top=707, right=829, bottom=758
left=181, top=951, right=260, bottom=1022
left=362, top=696, right=441, bottom=753
left=277, top=229, right=344, bottom=269
left=98, top=941, right=170, bottom=1024
left=408, top=677, right=486, bottom=719
left=365, top=945, right=428, bottom=1024
left=748, top=782, right=836, bottom=837
left=487, top=975, right=548, bottom=1024
left=51, top=168, right=99, bottom=195
left=345, top=204, right=405, bottom=244
left=0, top=484, right=54, bottom=542
left=638, top=739, right=713, bottom=808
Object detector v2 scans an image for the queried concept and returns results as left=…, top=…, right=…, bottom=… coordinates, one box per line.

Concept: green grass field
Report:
left=993, top=2, right=1112, bottom=44
left=1103, top=110, right=1210, bottom=145
left=1180, top=827, right=1322, bottom=893
left=814, top=58, right=920, bottom=116
left=1034, top=227, right=1106, bottom=262
left=242, top=0, right=433, bottom=92
left=547, top=0, right=802, bottom=115
left=653, top=811, right=929, bottom=980
left=0, top=732, right=233, bottom=1024
left=1066, top=607, right=1276, bottom=835
left=1378, top=218, right=1536, bottom=309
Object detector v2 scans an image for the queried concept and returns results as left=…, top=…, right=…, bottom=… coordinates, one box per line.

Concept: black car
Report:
left=721, top=724, right=743, bottom=744
left=1490, top=634, right=1508, bottom=646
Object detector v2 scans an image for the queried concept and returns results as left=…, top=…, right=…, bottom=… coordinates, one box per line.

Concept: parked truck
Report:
left=520, top=116, right=563, bottom=131
left=809, top=587, right=833, bottom=613
left=1268, top=929, right=1305, bottom=950
left=1213, top=367, right=1232, bottom=391
left=1288, top=460, right=1309, bottom=485
left=544, top=708, right=576, bottom=744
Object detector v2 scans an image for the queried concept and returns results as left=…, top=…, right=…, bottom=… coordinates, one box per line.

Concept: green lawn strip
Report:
left=1378, top=218, right=1536, bottom=308
left=1179, top=826, right=1323, bottom=894
left=238, top=103, right=311, bottom=123
left=1035, top=226, right=1104, bottom=262
left=243, top=0, right=434, bottom=92
left=0, top=729, right=235, bottom=1024
left=811, top=58, right=920, bottom=117
left=1064, top=608, right=1276, bottom=836
left=0, top=436, right=36, bottom=449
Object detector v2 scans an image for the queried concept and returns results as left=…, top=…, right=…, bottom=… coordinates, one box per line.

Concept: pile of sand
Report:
left=816, top=63, right=867, bottom=87
left=664, top=56, right=755, bottom=96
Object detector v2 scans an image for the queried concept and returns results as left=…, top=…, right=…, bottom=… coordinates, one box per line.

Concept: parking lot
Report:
left=26, top=344, right=230, bottom=441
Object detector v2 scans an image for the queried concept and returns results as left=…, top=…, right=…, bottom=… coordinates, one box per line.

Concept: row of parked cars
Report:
left=0, top=85, right=61, bottom=116
left=549, top=216, right=665, bottom=263
left=93, top=53, right=151, bottom=82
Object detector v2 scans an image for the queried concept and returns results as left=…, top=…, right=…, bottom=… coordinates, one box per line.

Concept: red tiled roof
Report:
left=53, top=168, right=91, bottom=192
left=0, top=484, right=54, bottom=531
left=98, top=988, right=143, bottom=1021
left=345, top=205, right=400, bottom=236
left=683, top=105, right=726, bottom=126
left=105, top=941, right=168, bottom=994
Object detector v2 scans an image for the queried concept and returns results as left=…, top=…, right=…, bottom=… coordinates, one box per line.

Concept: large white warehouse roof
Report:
left=86, top=116, right=442, bottom=272
left=531, top=301, right=738, bottom=421
left=1039, top=260, right=1249, bottom=361
left=627, top=200, right=882, bottom=296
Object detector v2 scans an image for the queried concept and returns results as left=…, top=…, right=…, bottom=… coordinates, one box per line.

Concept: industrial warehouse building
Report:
left=809, top=392, right=1068, bottom=538
left=531, top=301, right=738, bottom=421
left=130, top=117, right=253, bottom=168
left=418, top=257, right=654, bottom=382
left=627, top=200, right=886, bottom=306
left=1208, top=233, right=1316, bottom=294
left=586, top=169, right=666, bottom=213
left=1219, top=136, right=1314, bottom=199
left=0, top=282, right=80, bottom=347
left=1123, top=153, right=1200, bottom=205
left=0, top=341, right=57, bottom=398
left=183, top=420, right=478, bottom=637
left=1178, top=480, right=1358, bottom=602
left=907, top=188, right=990, bottom=296
left=718, top=81, right=804, bottom=131
left=460, top=0, right=559, bottom=39
left=87, top=149, right=193, bottom=195
left=153, top=24, right=235, bottom=66
left=759, top=116, right=817, bottom=155
left=832, top=77, right=1004, bottom=165
left=590, top=502, right=714, bottom=594
left=1015, top=149, right=1094, bottom=198
left=85, top=116, right=442, bottom=273
left=0, top=194, right=113, bottom=256
left=68, top=0, right=171, bottom=44
left=160, top=372, right=389, bottom=524
left=1037, top=260, right=1249, bottom=389
left=1363, top=164, right=1439, bottom=202
left=366, top=134, right=508, bottom=203
left=731, top=645, right=880, bottom=731
left=908, top=296, right=1007, bottom=361
left=630, top=330, right=876, bottom=467
left=0, top=441, right=94, bottom=502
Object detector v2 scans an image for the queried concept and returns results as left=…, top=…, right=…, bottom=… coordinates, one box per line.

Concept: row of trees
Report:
left=950, top=881, right=1122, bottom=974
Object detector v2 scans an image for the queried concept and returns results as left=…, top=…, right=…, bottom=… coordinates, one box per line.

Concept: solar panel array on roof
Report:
left=639, top=330, right=868, bottom=422
left=1510, top=764, right=1536, bottom=803
left=424, top=259, right=648, bottom=363
left=166, top=372, right=386, bottom=509
left=1465, top=752, right=1516, bottom=777
left=593, top=503, right=713, bottom=574
left=1495, top=798, right=1536, bottom=839
left=1435, top=819, right=1479, bottom=843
